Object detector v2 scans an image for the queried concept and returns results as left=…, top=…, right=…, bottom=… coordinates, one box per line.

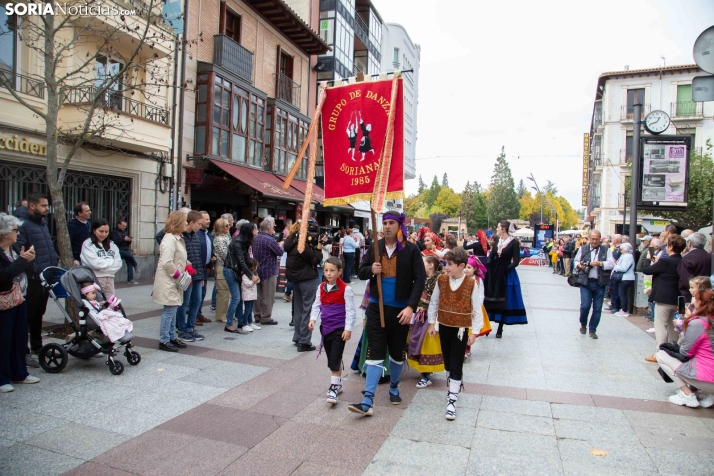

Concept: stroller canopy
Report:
left=60, top=266, right=101, bottom=308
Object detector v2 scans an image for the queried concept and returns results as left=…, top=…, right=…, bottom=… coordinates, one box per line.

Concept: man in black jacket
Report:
left=176, top=211, right=206, bottom=342
left=562, top=236, right=574, bottom=276
left=110, top=220, right=138, bottom=284
left=16, top=193, right=59, bottom=364
left=284, top=223, right=323, bottom=352
left=67, top=202, right=91, bottom=265
left=348, top=211, right=425, bottom=417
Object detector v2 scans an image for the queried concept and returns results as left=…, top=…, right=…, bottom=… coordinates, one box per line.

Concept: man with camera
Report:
left=573, top=230, right=615, bottom=339
left=284, top=220, right=324, bottom=352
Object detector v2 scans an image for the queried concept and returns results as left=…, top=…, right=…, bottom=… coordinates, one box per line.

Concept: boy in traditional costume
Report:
left=427, top=247, right=485, bottom=420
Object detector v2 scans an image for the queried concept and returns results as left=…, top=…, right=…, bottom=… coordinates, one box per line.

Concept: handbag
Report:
left=567, top=273, right=582, bottom=287
left=177, top=271, right=192, bottom=291
left=611, top=262, right=633, bottom=282
left=0, top=281, right=25, bottom=310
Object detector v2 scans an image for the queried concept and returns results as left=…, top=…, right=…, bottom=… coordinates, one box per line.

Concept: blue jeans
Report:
left=237, top=300, right=254, bottom=326
left=343, top=252, right=355, bottom=284
left=159, top=305, right=178, bottom=343
left=119, top=250, right=137, bottom=281
left=612, top=279, right=634, bottom=312
left=285, top=281, right=294, bottom=297
left=211, top=283, right=217, bottom=308
left=176, top=281, right=203, bottom=333
left=579, top=279, right=607, bottom=332
left=223, top=267, right=241, bottom=327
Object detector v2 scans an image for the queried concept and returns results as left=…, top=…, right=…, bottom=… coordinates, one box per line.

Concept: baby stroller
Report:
left=37, top=266, right=141, bottom=375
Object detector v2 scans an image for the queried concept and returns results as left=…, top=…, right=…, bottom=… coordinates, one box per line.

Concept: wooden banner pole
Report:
left=371, top=208, right=385, bottom=328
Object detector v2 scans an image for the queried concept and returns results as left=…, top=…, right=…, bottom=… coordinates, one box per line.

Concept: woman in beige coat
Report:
left=153, top=211, right=189, bottom=352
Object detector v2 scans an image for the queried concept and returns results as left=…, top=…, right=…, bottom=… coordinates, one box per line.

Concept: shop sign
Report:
left=582, top=133, right=589, bottom=206
left=650, top=220, right=668, bottom=226
left=295, top=203, right=303, bottom=216
left=0, top=134, right=46, bottom=156
left=185, top=168, right=204, bottom=185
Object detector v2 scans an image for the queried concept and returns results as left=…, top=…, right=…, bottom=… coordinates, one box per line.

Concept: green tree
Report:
left=516, top=179, right=527, bottom=198
left=461, top=182, right=474, bottom=229
left=544, top=180, right=559, bottom=195
left=487, top=147, right=520, bottom=222
left=432, top=187, right=461, bottom=216
left=658, top=143, right=714, bottom=230
left=470, top=182, right=489, bottom=231
left=442, top=173, right=449, bottom=188
left=418, top=175, right=426, bottom=194
left=426, top=175, right=441, bottom=208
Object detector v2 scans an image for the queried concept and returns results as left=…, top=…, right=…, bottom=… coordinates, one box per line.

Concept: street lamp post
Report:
left=527, top=173, right=543, bottom=224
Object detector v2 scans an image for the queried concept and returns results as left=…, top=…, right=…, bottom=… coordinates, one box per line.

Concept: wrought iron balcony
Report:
left=670, top=101, right=703, bottom=118
left=592, top=112, right=603, bottom=128
left=213, top=35, right=254, bottom=84
left=62, top=86, right=169, bottom=125
left=275, top=72, right=301, bottom=110
left=354, top=13, right=370, bottom=49
left=0, top=68, right=45, bottom=99
left=620, top=104, right=650, bottom=121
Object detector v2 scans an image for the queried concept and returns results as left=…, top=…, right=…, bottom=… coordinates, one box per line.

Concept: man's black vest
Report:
left=579, top=245, right=612, bottom=287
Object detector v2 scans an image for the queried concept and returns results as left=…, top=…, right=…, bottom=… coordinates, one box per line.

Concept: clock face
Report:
left=644, top=110, right=671, bottom=134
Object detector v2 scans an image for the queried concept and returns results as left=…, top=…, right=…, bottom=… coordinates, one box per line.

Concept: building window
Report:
left=194, top=72, right=265, bottom=165
left=676, top=84, right=696, bottom=116
left=269, top=105, right=308, bottom=179
left=95, top=54, right=123, bottom=110
left=0, top=3, right=17, bottom=74
left=220, top=7, right=241, bottom=43
left=393, top=48, right=399, bottom=67
left=626, top=88, right=645, bottom=115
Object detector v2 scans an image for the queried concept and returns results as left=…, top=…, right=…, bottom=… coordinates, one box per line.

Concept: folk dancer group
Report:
left=310, top=212, right=528, bottom=420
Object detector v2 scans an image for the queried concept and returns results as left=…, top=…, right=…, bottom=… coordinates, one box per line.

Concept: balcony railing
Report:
left=592, top=112, right=603, bottom=128
left=62, top=86, right=169, bottom=125
left=213, top=35, right=254, bottom=84
left=275, top=73, right=301, bottom=110
left=620, top=104, right=650, bottom=121
left=0, top=68, right=45, bottom=99
left=670, top=101, right=703, bottom=118
left=354, top=13, right=370, bottom=49
left=591, top=196, right=601, bottom=209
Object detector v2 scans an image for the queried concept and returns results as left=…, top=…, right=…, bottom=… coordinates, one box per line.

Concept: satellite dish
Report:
left=693, top=25, right=714, bottom=74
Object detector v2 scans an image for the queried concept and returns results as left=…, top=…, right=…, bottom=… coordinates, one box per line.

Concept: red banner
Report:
left=321, top=79, right=404, bottom=206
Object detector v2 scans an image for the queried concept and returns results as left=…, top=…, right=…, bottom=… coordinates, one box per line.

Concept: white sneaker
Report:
left=250, top=323, right=261, bottom=330
left=646, top=328, right=656, bottom=333
left=12, top=375, right=40, bottom=384
left=669, top=390, right=700, bottom=408
left=0, top=384, right=14, bottom=393
left=242, top=326, right=253, bottom=333
left=326, top=384, right=341, bottom=404
left=615, top=311, right=629, bottom=317
left=699, top=393, right=714, bottom=408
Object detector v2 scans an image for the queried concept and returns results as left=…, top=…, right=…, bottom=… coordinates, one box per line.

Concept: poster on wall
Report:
left=534, top=224, right=554, bottom=250
left=638, top=136, right=691, bottom=211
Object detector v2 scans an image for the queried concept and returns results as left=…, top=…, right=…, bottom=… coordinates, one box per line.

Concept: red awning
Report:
left=210, top=160, right=303, bottom=202
left=285, top=177, right=325, bottom=204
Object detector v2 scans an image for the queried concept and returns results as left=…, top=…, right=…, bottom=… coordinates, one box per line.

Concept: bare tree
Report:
left=0, top=0, right=174, bottom=268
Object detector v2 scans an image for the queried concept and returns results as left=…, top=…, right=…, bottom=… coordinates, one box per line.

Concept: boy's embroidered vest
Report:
left=437, top=274, right=474, bottom=328
left=319, top=279, right=347, bottom=335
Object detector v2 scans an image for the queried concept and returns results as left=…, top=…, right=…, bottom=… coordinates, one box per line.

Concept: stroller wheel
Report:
left=108, top=360, right=124, bottom=375
left=39, top=343, right=69, bottom=374
left=126, top=351, right=141, bottom=366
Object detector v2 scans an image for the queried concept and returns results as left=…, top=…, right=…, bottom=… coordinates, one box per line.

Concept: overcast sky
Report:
left=375, top=0, right=714, bottom=210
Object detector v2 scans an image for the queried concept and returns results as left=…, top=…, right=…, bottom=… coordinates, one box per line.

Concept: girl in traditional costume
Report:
left=407, top=255, right=444, bottom=388
left=463, top=254, right=492, bottom=359
left=484, top=220, right=528, bottom=338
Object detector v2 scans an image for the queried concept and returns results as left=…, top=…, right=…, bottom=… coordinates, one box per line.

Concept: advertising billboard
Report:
left=637, top=135, right=691, bottom=211
left=534, top=224, right=554, bottom=250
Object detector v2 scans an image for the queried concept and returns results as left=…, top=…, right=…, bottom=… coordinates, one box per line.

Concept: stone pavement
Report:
left=1, top=266, right=713, bottom=475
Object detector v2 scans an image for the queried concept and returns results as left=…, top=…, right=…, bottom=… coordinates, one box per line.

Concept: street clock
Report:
left=643, top=110, right=671, bottom=135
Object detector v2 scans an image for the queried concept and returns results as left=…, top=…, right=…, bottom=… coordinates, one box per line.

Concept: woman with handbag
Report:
left=224, top=222, right=258, bottom=334
left=153, top=211, right=190, bottom=352
left=610, top=243, right=636, bottom=317
left=0, top=213, right=39, bottom=392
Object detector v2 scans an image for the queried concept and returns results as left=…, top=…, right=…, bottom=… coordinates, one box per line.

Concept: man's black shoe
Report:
left=297, top=344, right=316, bottom=352
left=170, top=339, right=187, bottom=348
left=289, top=320, right=295, bottom=327
left=580, top=326, right=586, bottom=335
left=159, top=342, right=178, bottom=352
left=262, top=320, right=279, bottom=325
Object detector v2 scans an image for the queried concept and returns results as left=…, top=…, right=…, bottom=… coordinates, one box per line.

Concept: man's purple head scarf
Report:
left=383, top=210, right=407, bottom=251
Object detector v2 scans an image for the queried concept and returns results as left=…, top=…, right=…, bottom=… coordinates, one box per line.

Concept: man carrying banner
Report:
left=348, top=211, right=425, bottom=416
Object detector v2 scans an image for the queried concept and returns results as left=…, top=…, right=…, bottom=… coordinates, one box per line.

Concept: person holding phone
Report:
left=610, top=243, right=636, bottom=317
left=642, top=235, right=686, bottom=363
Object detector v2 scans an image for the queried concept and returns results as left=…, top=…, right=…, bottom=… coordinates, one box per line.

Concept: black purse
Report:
left=611, top=262, right=633, bottom=282
left=567, top=273, right=582, bottom=287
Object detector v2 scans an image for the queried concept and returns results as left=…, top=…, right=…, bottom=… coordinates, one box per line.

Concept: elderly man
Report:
left=606, top=234, right=624, bottom=312
left=656, top=224, right=678, bottom=260
left=636, top=235, right=653, bottom=271
left=348, top=211, right=425, bottom=416
left=253, top=217, right=284, bottom=325
left=573, top=230, right=616, bottom=339
left=680, top=229, right=694, bottom=256
left=678, top=232, right=712, bottom=301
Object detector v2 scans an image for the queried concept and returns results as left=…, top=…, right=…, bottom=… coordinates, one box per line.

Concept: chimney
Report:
left=624, top=65, right=630, bottom=71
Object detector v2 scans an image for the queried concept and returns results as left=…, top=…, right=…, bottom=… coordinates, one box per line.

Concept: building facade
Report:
left=0, top=1, right=174, bottom=278
left=586, top=64, right=713, bottom=236
left=179, top=0, right=331, bottom=229
left=380, top=22, right=419, bottom=180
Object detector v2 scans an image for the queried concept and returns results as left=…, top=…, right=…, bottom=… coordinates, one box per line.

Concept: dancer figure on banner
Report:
left=358, top=111, right=374, bottom=162
left=346, top=110, right=358, bottom=161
